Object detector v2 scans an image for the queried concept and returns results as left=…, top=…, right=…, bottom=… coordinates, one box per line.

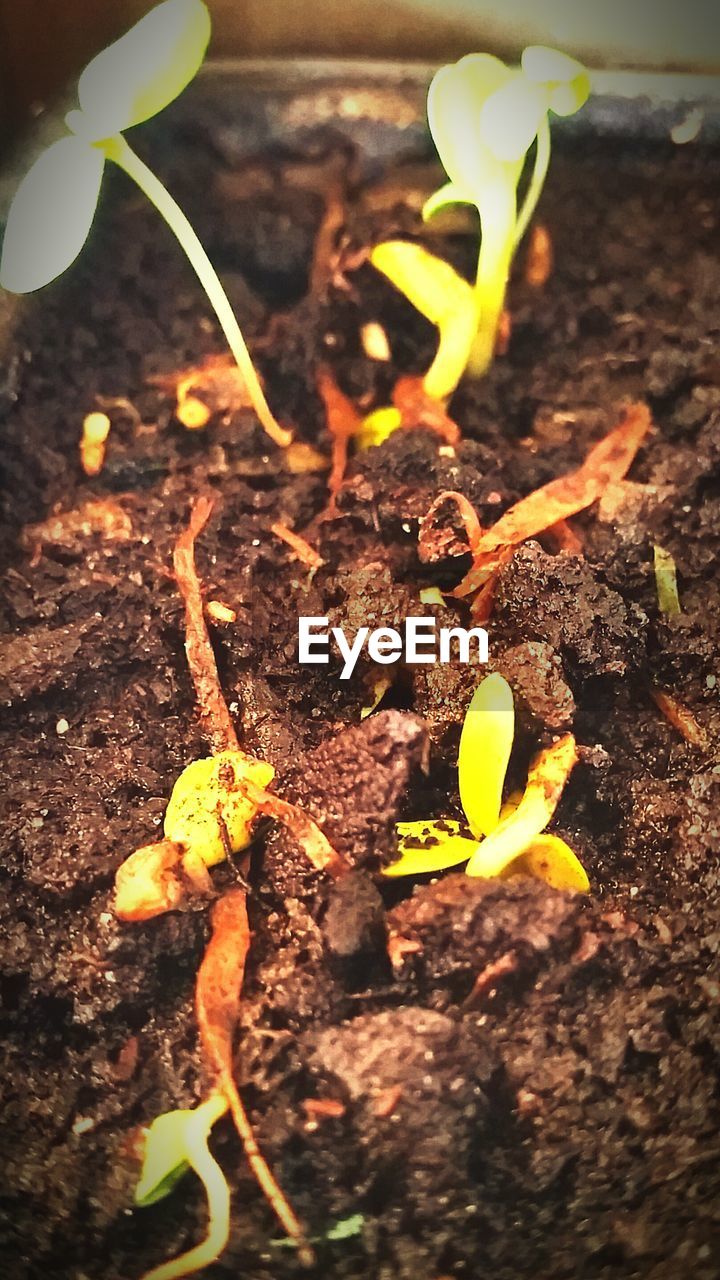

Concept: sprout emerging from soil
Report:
left=0, top=0, right=289, bottom=447
left=372, top=47, right=589, bottom=399
left=135, top=1095, right=231, bottom=1280
left=385, top=672, right=588, bottom=890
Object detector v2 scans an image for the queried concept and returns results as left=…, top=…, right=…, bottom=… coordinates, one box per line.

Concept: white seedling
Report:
left=0, top=0, right=289, bottom=446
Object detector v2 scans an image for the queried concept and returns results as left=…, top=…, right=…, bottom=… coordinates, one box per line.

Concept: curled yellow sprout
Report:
left=385, top=673, right=588, bottom=891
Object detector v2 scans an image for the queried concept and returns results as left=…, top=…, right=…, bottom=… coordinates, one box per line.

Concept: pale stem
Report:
left=102, top=135, right=291, bottom=447
left=467, top=182, right=517, bottom=379
left=514, top=116, right=551, bottom=249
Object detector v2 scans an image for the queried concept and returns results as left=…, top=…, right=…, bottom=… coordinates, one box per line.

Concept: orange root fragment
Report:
left=271, top=522, right=324, bottom=570
left=651, top=690, right=709, bottom=749
left=392, top=376, right=461, bottom=445
left=196, top=888, right=315, bottom=1268
left=316, top=366, right=361, bottom=517
left=525, top=224, right=553, bottom=287
left=173, top=497, right=240, bottom=755
left=455, top=402, right=651, bottom=597
left=240, top=778, right=348, bottom=879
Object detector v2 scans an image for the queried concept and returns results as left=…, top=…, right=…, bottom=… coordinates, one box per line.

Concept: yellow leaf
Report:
left=419, top=587, right=445, bottom=607
left=384, top=819, right=477, bottom=877
left=354, top=406, right=402, bottom=450
left=361, top=673, right=394, bottom=720
left=501, top=833, right=589, bottom=892
left=458, top=673, right=515, bottom=840
left=466, top=733, right=578, bottom=877
left=164, top=751, right=274, bottom=867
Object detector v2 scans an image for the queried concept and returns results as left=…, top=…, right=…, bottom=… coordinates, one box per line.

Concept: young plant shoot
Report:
left=0, top=0, right=290, bottom=446
left=384, top=672, right=589, bottom=890
left=372, top=47, right=589, bottom=399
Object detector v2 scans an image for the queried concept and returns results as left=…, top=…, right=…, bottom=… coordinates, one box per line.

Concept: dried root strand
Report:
left=173, top=497, right=240, bottom=754
left=392, top=375, right=461, bottom=445
left=316, top=366, right=361, bottom=517
left=196, top=888, right=315, bottom=1268
left=455, top=402, right=652, bottom=597
left=240, top=777, right=348, bottom=880
left=271, top=521, right=324, bottom=570
left=651, top=690, right=709, bottom=749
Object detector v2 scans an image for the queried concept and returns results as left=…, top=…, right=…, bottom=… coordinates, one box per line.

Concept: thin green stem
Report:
left=514, top=116, right=551, bottom=248
left=103, top=135, right=291, bottom=447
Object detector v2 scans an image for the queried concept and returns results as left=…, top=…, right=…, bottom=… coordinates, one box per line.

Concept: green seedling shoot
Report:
left=0, top=0, right=290, bottom=447
left=384, top=672, right=589, bottom=890
left=372, top=47, right=589, bottom=399
left=135, top=1094, right=231, bottom=1280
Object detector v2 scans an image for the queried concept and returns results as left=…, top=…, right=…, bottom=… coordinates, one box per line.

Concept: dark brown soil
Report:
left=1, top=75, right=720, bottom=1280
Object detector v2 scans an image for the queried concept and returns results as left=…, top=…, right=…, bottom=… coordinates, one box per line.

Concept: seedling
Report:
left=384, top=672, right=588, bottom=890
left=372, top=47, right=589, bottom=399
left=654, top=545, right=682, bottom=616
left=135, top=1094, right=231, bottom=1280
left=0, top=0, right=290, bottom=447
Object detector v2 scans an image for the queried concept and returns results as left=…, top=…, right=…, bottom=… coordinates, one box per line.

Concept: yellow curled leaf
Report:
left=0, top=138, right=105, bottom=294
left=466, top=732, right=578, bottom=877
left=70, top=0, right=211, bottom=141
left=370, top=241, right=478, bottom=401
left=501, top=833, right=589, bottom=892
left=164, top=751, right=275, bottom=868
left=385, top=818, right=478, bottom=878
left=459, top=673, right=515, bottom=840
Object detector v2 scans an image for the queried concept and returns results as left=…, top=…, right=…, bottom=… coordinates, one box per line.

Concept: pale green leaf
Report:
left=0, top=138, right=105, bottom=294
left=653, top=545, right=682, bottom=616
left=134, top=1108, right=195, bottom=1207
left=422, top=182, right=473, bottom=222
left=521, top=45, right=590, bottom=117
left=478, top=76, right=547, bottom=163
left=427, top=53, right=513, bottom=196
left=73, top=0, right=211, bottom=141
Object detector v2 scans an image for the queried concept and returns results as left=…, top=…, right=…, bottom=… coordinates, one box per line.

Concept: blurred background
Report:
left=1, top=0, right=720, bottom=142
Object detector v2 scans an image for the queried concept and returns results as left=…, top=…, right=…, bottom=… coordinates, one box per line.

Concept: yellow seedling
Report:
left=114, top=751, right=274, bottom=920
left=163, top=751, right=275, bottom=867
left=372, top=47, right=589, bottom=399
left=385, top=672, right=588, bottom=891
left=135, top=1093, right=231, bottom=1280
